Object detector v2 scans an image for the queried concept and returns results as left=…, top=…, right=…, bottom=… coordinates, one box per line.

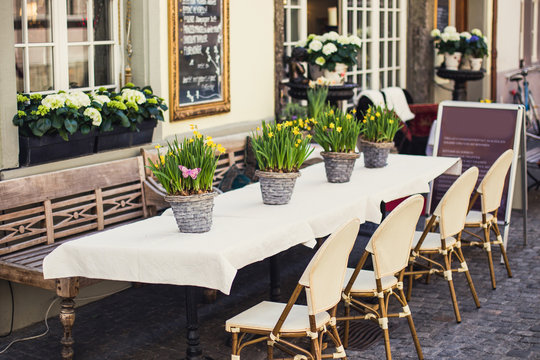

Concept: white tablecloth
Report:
left=43, top=154, right=460, bottom=294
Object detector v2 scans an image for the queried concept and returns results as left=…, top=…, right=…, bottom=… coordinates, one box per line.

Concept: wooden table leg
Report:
left=185, top=286, right=213, bottom=360
left=56, top=278, right=79, bottom=360
left=269, top=255, right=281, bottom=302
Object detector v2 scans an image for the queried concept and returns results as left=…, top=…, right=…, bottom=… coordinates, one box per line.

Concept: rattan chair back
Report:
left=436, top=167, right=479, bottom=239
left=478, top=149, right=514, bottom=214
left=368, top=195, right=424, bottom=279
left=299, top=218, right=360, bottom=315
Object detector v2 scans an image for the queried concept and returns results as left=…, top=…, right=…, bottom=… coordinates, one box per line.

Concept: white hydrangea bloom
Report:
left=84, top=107, right=102, bottom=126
left=315, top=56, right=326, bottom=66
left=440, top=32, right=451, bottom=42
left=309, top=39, right=323, bottom=52
left=65, top=91, right=91, bottom=108
left=121, top=89, right=147, bottom=105
left=297, top=39, right=307, bottom=48
left=322, top=43, right=338, bottom=55
left=449, top=32, right=461, bottom=41
left=314, top=35, right=324, bottom=42
left=443, top=26, right=457, bottom=34
left=460, top=32, right=471, bottom=40
left=431, top=29, right=441, bottom=37
left=483, top=35, right=488, bottom=43
left=471, top=28, right=482, bottom=36
left=92, top=94, right=111, bottom=105
left=348, top=35, right=362, bottom=47
left=337, top=35, right=350, bottom=45
left=326, top=31, right=339, bottom=41
left=41, top=94, right=66, bottom=110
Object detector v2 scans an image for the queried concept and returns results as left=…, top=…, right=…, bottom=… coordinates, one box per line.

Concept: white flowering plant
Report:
left=430, top=26, right=462, bottom=54
left=14, top=84, right=168, bottom=140
left=13, top=91, right=101, bottom=140
left=297, top=31, right=362, bottom=71
left=463, top=28, right=489, bottom=58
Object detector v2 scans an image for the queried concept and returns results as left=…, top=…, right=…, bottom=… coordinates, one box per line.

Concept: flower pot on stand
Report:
left=165, top=192, right=217, bottom=233
left=322, top=63, right=348, bottom=84
left=309, top=64, right=324, bottom=80
left=444, top=52, right=462, bottom=70
left=321, top=151, right=360, bottom=183
left=470, top=57, right=483, bottom=71
left=255, top=170, right=301, bottom=205
left=359, top=139, right=394, bottom=168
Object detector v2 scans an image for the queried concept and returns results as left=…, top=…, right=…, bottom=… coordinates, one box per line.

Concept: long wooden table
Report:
left=43, top=154, right=461, bottom=359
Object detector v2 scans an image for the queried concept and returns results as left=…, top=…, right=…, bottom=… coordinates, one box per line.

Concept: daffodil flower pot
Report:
left=444, top=52, right=462, bottom=70
left=359, top=139, right=394, bottom=168
left=321, top=151, right=360, bottom=183
left=165, top=191, right=217, bottom=233
left=96, top=119, right=157, bottom=152
left=18, top=130, right=97, bottom=166
left=322, top=63, right=348, bottom=85
left=255, top=170, right=301, bottom=205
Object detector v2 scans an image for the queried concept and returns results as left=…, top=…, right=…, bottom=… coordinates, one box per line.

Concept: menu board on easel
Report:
left=169, top=0, right=230, bottom=120
left=430, top=101, right=523, bottom=237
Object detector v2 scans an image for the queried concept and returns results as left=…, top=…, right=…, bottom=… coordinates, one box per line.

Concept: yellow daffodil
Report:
left=352, top=109, right=357, bottom=114
left=197, top=133, right=202, bottom=139
left=160, top=155, right=165, bottom=164
left=168, top=151, right=173, bottom=156
left=293, top=127, right=300, bottom=135
left=295, top=144, right=299, bottom=148
left=370, top=116, right=375, bottom=120
left=363, top=119, right=367, bottom=123
left=307, top=126, right=311, bottom=131
left=206, top=139, right=215, bottom=146
left=154, top=144, right=161, bottom=149
left=296, top=139, right=302, bottom=144
left=376, top=112, right=381, bottom=117
left=389, top=120, right=394, bottom=124
left=206, top=136, right=213, bottom=141
left=366, top=108, right=371, bottom=113
left=337, top=127, right=342, bottom=132
left=268, top=132, right=274, bottom=138
left=256, top=126, right=261, bottom=131
left=346, top=114, right=353, bottom=120
left=188, top=138, right=194, bottom=143
left=277, top=124, right=282, bottom=131
left=323, top=126, right=327, bottom=131
left=217, top=144, right=226, bottom=154
left=329, top=109, right=334, bottom=115
left=329, top=123, right=335, bottom=129
left=307, top=134, right=312, bottom=139
left=189, top=124, right=197, bottom=130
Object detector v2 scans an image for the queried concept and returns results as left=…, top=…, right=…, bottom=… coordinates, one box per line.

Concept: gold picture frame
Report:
left=168, top=0, right=230, bottom=121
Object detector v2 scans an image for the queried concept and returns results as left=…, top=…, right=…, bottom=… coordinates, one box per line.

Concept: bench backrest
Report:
left=141, top=133, right=247, bottom=187
left=0, top=157, right=148, bottom=256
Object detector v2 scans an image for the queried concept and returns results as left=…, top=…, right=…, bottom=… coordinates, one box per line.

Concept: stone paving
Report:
left=1, top=191, right=539, bottom=360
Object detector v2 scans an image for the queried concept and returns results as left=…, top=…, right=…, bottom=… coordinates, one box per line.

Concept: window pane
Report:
left=366, top=41, right=371, bottom=67
left=290, top=0, right=299, bottom=5
left=366, top=11, right=371, bottom=39
left=380, top=11, right=385, bottom=38
left=357, top=11, right=363, bottom=37
left=291, top=9, right=299, bottom=42
left=396, top=40, right=400, bottom=65
left=68, top=0, right=88, bottom=42
left=379, top=41, right=384, bottom=68
left=388, top=11, right=393, bottom=37
left=14, top=0, right=22, bottom=44
left=388, top=41, right=393, bottom=66
left=93, top=0, right=111, bottom=41
left=94, top=45, right=113, bottom=86
left=69, top=45, right=89, bottom=88
left=27, top=0, right=52, bottom=43
left=348, top=12, right=353, bottom=34
left=380, top=72, right=384, bottom=88
left=396, top=69, right=400, bottom=86
left=366, top=72, right=371, bottom=88
left=15, top=47, right=24, bottom=92
left=29, top=46, right=53, bottom=91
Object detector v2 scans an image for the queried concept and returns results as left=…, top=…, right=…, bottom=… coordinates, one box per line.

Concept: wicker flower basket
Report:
left=321, top=151, right=360, bottom=183
left=255, top=170, right=301, bottom=205
left=165, top=192, right=217, bottom=233
left=359, top=139, right=394, bottom=168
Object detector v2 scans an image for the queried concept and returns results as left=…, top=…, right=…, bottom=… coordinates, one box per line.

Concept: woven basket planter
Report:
left=321, top=151, right=360, bottom=183
left=255, top=170, right=301, bottom=205
left=165, top=192, right=217, bottom=233
left=359, top=139, right=394, bottom=168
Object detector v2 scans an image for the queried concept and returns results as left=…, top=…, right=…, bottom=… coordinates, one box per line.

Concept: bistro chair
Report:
left=339, top=195, right=425, bottom=360
left=225, top=218, right=361, bottom=360
left=406, top=167, right=481, bottom=323
left=462, top=149, right=514, bottom=289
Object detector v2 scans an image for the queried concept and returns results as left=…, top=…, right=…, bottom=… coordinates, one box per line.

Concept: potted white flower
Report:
left=431, top=26, right=462, bottom=70
left=297, top=31, right=362, bottom=84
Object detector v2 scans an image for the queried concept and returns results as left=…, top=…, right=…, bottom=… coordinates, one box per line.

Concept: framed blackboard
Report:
left=430, top=101, right=524, bottom=243
left=169, top=0, right=230, bottom=120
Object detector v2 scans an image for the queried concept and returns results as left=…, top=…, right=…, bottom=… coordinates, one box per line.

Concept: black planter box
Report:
left=96, top=119, right=157, bottom=152
left=19, top=131, right=97, bottom=166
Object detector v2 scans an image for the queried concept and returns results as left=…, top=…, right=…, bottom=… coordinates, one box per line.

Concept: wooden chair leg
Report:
left=377, top=294, right=392, bottom=360
left=343, top=303, right=350, bottom=348
left=492, top=223, right=513, bottom=278
left=425, top=254, right=433, bottom=284
left=328, top=322, right=347, bottom=359
left=398, top=290, right=423, bottom=360
left=482, top=224, right=497, bottom=289
left=231, top=332, right=239, bottom=358
left=267, top=339, right=274, bottom=360
left=442, top=253, right=461, bottom=323
left=406, top=263, right=414, bottom=301
left=56, top=278, right=79, bottom=360
left=455, top=247, right=481, bottom=308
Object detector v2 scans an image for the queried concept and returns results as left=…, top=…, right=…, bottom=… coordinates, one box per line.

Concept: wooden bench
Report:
left=0, top=157, right=148, bottom=359
left=141, top=133, right=249, bottom=214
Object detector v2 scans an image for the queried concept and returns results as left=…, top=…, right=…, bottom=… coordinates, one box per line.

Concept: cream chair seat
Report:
left=342, top=269, right=398, bottom=293
left=226, top=301, right=330, bottom=334
left=412, top=232, right=457, bottom=251
left=464, top=210, right=494, bottom=225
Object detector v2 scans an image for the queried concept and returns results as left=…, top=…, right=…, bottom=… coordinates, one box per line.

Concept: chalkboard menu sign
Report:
left=430, top=101, right=522, bottom=222
left=169, top=0, right=230, bottom=120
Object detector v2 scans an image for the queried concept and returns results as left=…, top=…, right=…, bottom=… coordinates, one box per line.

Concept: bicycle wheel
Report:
left=527, top=92, right=540, bottom=135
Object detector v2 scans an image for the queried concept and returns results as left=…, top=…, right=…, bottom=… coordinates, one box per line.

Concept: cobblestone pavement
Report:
left=1, top=191, right=539, bottom=360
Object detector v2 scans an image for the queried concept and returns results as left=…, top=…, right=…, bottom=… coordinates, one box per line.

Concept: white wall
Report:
left=497, top=0, right=522, bottom=72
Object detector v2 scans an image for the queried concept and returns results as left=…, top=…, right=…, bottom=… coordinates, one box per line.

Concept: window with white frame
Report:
left=13, top=0, right=120, bottom=94
left=284, top=0, right=307, bottom=57
left=342, top=0, right=406, bottom=92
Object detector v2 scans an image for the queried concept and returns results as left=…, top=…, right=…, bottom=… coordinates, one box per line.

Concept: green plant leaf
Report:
left=64, top=118, right=78, bottom=134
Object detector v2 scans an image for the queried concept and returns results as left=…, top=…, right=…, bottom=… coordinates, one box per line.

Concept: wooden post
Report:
left=56, top=278, right=79, bottom=360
